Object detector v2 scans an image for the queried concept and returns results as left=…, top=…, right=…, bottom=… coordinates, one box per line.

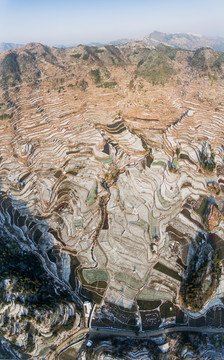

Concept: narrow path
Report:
left=48, top=328, right=89, bottom=360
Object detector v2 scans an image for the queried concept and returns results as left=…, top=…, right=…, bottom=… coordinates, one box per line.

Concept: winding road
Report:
left=50, top=325, right=224, bottom=359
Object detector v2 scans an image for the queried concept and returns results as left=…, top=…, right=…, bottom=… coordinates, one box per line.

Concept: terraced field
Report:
left=1, top=42, right=224, bottom=358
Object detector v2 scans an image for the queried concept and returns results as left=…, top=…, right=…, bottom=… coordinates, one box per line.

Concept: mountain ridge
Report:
left=2, top=31, right=224, bottom=55
left=0, top=42, right=24, bottom=54
left=143, top=31, right=224, bottom=51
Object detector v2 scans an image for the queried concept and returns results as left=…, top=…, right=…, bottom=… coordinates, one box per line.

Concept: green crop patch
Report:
left=137, top=300, right=161, bottom=311
left=153, top=161, right=167, bottom=169
left=194, top=196, right=208, bottom=218
left=95, top=156, right=113, bottom=166
left=179, top=153, right=195, bottom=165
left=154, top=262, right=181, bottom=281
left=83, top=269, right=109, bottom=284
left=115, top=272, right=143, bottom=289
left=81, top=287, right=103, bottom=304
left=160, top=301, right=176, bottom=318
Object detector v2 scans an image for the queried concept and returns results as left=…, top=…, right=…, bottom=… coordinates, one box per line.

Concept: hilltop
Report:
left=1, top=41, right=224, bottom=128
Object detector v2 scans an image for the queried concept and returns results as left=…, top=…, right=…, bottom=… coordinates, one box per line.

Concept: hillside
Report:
left=0, top=42, right=224, bottom=358
left=1, top=41, right=224, bottom=126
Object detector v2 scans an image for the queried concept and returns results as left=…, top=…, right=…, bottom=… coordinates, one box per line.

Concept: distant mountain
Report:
left=0, top=42, right=23, bottom=54
left=72, top=32, right=224, bottom=51
left=143, top=31, right=224, bottom=52
left=108, top=38, right=134, bottom=46
left=2, top=32, right=224, bottom=54
left=79, top=39, right=133, bottom=47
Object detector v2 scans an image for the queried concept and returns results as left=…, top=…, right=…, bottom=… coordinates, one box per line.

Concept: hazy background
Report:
left=1, top=0, right=224, bottom=45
